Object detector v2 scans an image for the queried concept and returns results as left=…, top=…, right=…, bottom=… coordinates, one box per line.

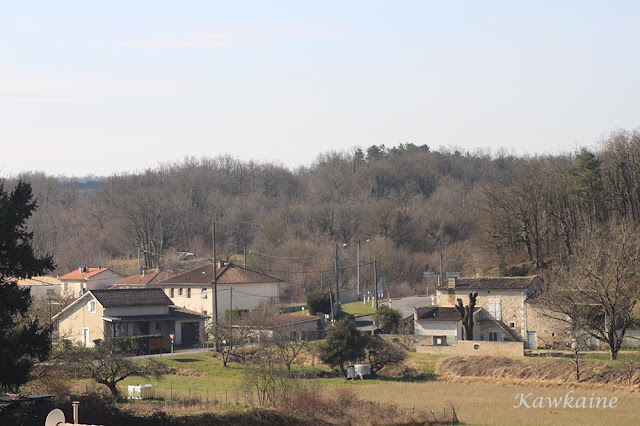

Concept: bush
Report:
left=374, top=306, right=402, bottom=333
left=306, top=291, right=332, bottom=315
left=225, top=308, right=249, bottom=322
left=110, top=335, right=163, bottom=355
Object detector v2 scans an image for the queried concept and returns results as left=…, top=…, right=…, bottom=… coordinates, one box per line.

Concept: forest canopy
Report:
left=11, top=128, right=640, bottom=301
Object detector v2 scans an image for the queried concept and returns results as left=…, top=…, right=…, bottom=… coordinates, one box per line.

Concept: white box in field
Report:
left=128, top=384, right=153, bottom=399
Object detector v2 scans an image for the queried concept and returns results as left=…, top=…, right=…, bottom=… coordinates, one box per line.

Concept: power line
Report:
left=246, top=249, right=324, bottom=260
left=251, top=261, right=375, bottom=275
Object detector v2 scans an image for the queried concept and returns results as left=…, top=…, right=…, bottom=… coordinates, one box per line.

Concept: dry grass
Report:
left=352, top=381, right=640, bottom=426
left=437, top=356, right=640, bottom=389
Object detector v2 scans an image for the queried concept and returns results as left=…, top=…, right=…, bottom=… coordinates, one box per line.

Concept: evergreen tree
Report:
left=318, top=319, right=365, bottom=377
left=0, top=180, right=55, bottom=393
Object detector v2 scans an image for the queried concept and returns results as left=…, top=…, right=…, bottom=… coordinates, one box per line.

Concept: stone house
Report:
left=157, top=261, right=283, bottom=320
left=58, top=267, right=125, bottom=298
left=53, top=288, right=206, bottom=347
left=435, top=276, right=554, bottom=348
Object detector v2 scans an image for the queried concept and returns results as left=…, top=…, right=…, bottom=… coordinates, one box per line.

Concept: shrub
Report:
left=225, top=308, right=249, bottom=322
left=306, top=291, right=332, bottom=315
left=110, top=334, right=163, bottom=355
left=374, top=306, right=402, bottom=333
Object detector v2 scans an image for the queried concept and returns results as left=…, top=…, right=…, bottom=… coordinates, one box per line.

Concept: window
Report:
left=63, top=282, right=68, bottom=292
left=170, top=287, right=174, bottom=298
left=203, top=310, right=208, bottom=316
left=488, top=300, right=502, bottom=320
left=489, top=331, right=499, bottom=341
left=509, top=322, right=515, bottom=328
left=179, top=288, right=183, bottom=296
left=88, top=300, right=96, bottom=313
left=155, top=322, right=161, bottom=331
left=187, top=288, right=191, bottom=298
left=201, top=288, right=207, bottom=299
left=46, top=289, right=56, bottom=296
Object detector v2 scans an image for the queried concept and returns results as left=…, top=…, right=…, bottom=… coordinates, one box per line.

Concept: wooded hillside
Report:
left=11, top=128, right=640, bottom=301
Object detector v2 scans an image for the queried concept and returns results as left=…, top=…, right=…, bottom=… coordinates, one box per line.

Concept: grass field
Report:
left=338, top=301, right=376, bottom=316
left=107, top=350, right=640, bottom=425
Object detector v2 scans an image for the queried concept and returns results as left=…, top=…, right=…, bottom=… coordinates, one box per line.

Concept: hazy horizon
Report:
left=2, top=1, right=639, bottom=177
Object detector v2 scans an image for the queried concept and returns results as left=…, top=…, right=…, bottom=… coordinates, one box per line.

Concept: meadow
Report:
left=98, top=350, right=640, bottom=425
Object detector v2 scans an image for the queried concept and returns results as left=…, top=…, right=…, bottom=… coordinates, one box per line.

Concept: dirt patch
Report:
left=171, top=368, right=208, bottom=378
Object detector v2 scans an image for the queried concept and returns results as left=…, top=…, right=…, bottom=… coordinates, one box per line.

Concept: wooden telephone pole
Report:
left=212, top=220, right=219, bottom=351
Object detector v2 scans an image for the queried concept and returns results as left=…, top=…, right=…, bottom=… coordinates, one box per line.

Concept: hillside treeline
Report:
left=12, top=128, right=640, bottom=300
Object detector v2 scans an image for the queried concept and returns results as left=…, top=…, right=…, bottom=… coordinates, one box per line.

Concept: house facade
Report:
left=157, top=262, right=283, bottom=320
left=53, top=288, right=206, bottom=347
left=58, top=267, right=125, bottom=298
left=434, top=276, right=548, bottom=348
left=16, top=276, right=62, bottom=301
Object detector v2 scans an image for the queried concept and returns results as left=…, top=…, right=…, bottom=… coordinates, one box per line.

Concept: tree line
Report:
left=8, top=129, right=640, bottom=300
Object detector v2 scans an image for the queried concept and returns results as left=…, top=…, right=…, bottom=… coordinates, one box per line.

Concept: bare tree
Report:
left=538, top=221, right=640, bottom=360
left=68, top=341, right=167, bottom=400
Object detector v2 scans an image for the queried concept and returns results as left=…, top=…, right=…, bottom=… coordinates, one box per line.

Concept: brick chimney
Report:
left=447, top=277, right=457, bottom=289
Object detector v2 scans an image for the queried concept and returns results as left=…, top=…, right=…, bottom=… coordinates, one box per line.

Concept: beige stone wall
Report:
left=437, top=288, right=528, bottom=340
left=57, top=296, right=105, bottom=347
left=526, top=305, right=572, bottom=349
left=416, top=340, right=524, bottom=357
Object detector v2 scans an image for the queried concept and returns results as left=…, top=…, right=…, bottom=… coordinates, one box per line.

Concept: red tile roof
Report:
left=114, top=269, right=174, bottom=286
left=159, top=263, right=283, bottom=285
left=59, top=267, right=109, bottom=281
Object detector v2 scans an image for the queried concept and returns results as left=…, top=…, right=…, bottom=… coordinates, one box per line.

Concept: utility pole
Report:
left=439, top=250, right=444, bottom=287
left=374, top=259, right=379, bottom=310
left=356, top=240, right=361, bottom=297
left=229, top=287, right=233, bottom=329
left=334, top=245, right=340, bottom=305
left=212, top=220, right=219, bottom=351
left=328, top=272, right=335, bottom=322
left=243, top=246, right=247, bottom=268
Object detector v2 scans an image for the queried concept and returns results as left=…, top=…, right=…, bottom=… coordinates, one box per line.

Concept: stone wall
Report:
left=416, top=340, right=524, bottom=357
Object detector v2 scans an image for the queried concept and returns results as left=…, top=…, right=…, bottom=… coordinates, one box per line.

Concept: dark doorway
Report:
left=181, top=322, right=199, bottom=344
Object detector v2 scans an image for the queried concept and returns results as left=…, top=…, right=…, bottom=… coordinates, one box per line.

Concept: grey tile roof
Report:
left=91, top=288, right=172, bottom=308
left=437, top=276, right=539, bottom=290
left=415, top=306, right=461, bottom=322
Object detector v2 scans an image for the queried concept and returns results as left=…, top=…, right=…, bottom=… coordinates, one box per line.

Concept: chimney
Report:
left=447, top=277, right=457, bottom=289
left=79, top=267, right=82, bottom=274
left=142, top=268, right=146, bottom=277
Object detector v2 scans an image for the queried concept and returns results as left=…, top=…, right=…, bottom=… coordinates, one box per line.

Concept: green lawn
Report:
left=338, top=301, right=376, bottom=317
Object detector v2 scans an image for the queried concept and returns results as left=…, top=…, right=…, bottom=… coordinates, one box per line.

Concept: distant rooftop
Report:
left=437, top=276, right=540, bottom=290
left=160, top=262, right=283, bottom=285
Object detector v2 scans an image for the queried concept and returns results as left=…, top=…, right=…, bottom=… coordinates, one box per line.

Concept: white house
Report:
left=157, top=261, right=283, bottom=320
left=16, top=276, right=62, bottom=301
left=58, top=267, right=125, bottom=298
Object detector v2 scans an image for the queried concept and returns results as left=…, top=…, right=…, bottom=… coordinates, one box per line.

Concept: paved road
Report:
left=381, top=295, right=435, bottom=318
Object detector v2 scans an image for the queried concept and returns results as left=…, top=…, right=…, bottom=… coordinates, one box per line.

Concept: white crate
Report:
left=128, top=384, right=153, bottom=400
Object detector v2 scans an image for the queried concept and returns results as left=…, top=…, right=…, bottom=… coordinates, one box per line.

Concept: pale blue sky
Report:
left=2, top=1, right=640, bottom=176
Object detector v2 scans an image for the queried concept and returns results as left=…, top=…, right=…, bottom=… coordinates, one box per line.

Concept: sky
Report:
left=2, top=1, right=640, bottom=177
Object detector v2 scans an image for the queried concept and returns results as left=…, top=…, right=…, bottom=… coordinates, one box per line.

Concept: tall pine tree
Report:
left=0, top=180, right=55, bottom=393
